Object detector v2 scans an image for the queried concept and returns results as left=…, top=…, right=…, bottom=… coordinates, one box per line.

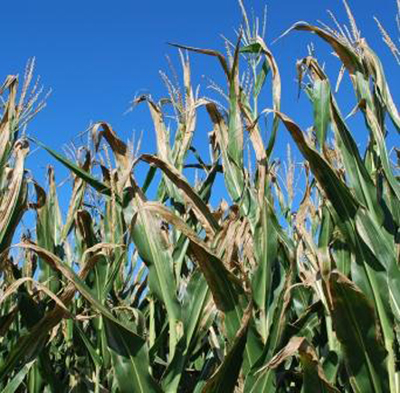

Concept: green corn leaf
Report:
left=254, top=60, right=270, bottom=98
left=240, top=38, right=281, bottom=157
left=161, top=271, right=210, bottom=392
left=203, top=303, right=252, bottom=393
left=328, top=271, right=389, bottom=393
left=30, top=137, right=113, bottom=199
left=329, top=97, right=384, bottom=224
left=73, top=322, right=103, bottom=368
left=252, top=200, right=278, bottom=342
left=2, top=360, right=36, bottom=393
left=130, top=198, right=182, bottom=357
left=104, top=318, right=162, bottom=393
left=312, top=79, right=331, bottom=149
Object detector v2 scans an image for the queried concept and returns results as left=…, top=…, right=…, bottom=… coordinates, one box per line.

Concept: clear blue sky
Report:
left=1, top=0, right=399, bottom=210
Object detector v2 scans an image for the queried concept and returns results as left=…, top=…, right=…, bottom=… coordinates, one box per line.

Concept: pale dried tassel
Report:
left=204, top=75, right=229, bottom=102
left=307, top=42, right=315, bottom=57
left=342, top=0, right=361, bottom=42
left=286, top=145, right=294, bottom=203
left=343, top=24, right=355, bottom=46
left=321, top=17, right=353, bottom=48
left=255, top=16, right=259, bottom=41
left=326, top=10, right=347, bottom=40
left=223, top=37, right=234, bottom=68
left=63, top=141, right=78, bottom=163
left=134, top=129, right=143, bottom=159
left=19, top=58, right=35, bottom=110
left=335, top=64, right=346, bottom=93
left=194, top=168, right=199, bottom=189
left=374, top=17, right=400, bottom=64
left=159, top=70, right=177, bottom=103
left=179, top=50, right=193, bottom=109
left=241, top=69, right=252, bottom=99
left=261, top=5, right=268, bottom=40
left=318, top=20, right=342, bottom=41
left=166, top=54, right=183, bottom=107
left=159, top=70, right=180, bottom=121
left=20, top=86, right=49, bottom=126
left=238, top=0, right=251, bottom=40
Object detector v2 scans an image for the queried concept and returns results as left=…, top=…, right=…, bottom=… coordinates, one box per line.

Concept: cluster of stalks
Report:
left=0, top=1, right=399, bottom=392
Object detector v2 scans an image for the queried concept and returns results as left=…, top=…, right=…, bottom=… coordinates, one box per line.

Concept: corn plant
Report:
left=0, top=1, right=399, bottom=392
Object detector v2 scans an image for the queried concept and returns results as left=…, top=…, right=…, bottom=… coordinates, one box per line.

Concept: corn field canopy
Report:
left=0, top=1, right=400, bottom=392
